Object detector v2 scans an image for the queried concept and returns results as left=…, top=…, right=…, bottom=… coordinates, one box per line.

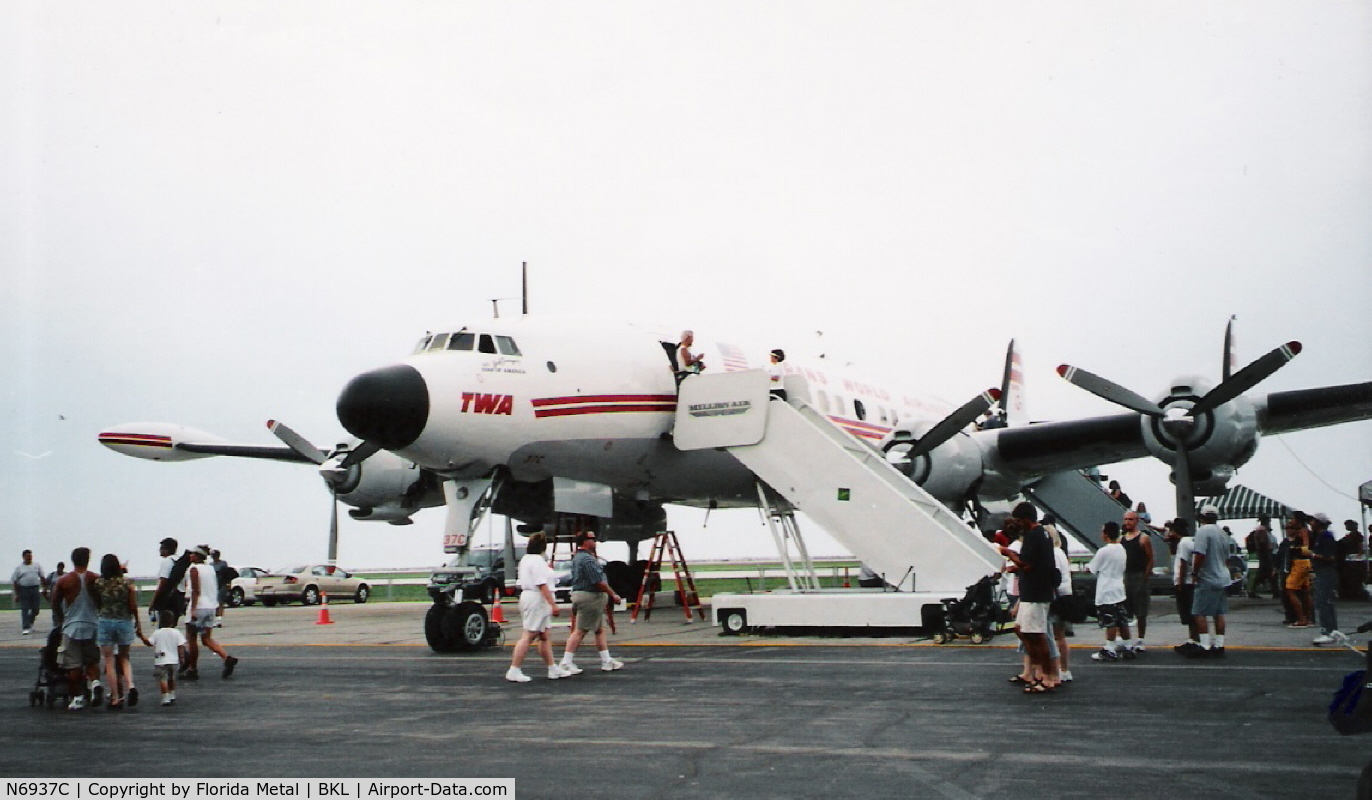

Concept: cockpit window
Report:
left=495, top=336, right=521, bottom=356
left=448, top=333, right=475, bottom=351
left=414, top=336, right=433, bottom=353
left=478, top=334, right=497, bottom=354
left=428, top=333, right=450, bottom=351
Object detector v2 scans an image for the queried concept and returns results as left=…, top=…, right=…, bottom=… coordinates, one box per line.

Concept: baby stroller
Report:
left=930, top=574, right=1013, bottom=644
left=29, top=628, right=72, bottom=709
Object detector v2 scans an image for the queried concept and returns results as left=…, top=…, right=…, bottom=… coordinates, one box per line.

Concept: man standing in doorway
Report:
left=559, top=532, right=624, bottom=675
left=11, top=550, right=45, bottom=635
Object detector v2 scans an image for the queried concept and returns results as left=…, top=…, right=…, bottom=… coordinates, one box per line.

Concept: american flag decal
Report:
left=717, top=342, right=751, bottom=372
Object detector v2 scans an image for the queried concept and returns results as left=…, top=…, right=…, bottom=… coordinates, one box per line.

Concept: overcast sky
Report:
left=3, top=2, right=1370, bottom=576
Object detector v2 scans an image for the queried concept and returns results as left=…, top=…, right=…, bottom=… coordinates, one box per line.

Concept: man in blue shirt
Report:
left=559, top=532, right=624, bottom=675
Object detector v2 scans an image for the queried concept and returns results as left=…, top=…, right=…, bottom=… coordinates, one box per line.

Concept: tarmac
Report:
left=3, top=594, right=1372, bottom=798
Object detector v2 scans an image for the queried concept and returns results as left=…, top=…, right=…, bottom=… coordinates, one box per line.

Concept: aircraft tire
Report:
left=718, top=608, right=748, bottom=636
left=425, top=603, right=457, bottom=653
left=447, top=601, right=490, bottom=651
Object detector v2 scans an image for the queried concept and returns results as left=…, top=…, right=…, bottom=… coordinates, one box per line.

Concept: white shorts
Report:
left=518, top=590, right=552, bottom=633
left=1015, top=601, right=1051, bottom=634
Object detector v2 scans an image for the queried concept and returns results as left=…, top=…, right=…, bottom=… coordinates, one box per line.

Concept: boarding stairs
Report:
left=1026, top=470, right=1168, bottom=571
left=673, top=370, right=1003, bottom=597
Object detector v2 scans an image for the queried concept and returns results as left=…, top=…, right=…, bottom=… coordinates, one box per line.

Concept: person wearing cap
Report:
left=1188, top=506, right=1231, bottom=658
left=149, top=537, right=185, bottom=628
left=183, top=546, right=238, bottom=680
left=1309, top=513, right=1342, bottom=645
left=1283, top=517, right=1314, bottom=628
left=767, top=348, right=787, bottom=400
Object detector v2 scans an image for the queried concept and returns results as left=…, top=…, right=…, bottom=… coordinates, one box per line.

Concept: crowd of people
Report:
left=989, top=485, right=1371, bottom=695
left=12, top=537, right=240, bottom=710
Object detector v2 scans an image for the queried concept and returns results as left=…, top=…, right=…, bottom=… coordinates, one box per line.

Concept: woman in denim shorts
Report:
left=96, top=554, right=150, bottom=709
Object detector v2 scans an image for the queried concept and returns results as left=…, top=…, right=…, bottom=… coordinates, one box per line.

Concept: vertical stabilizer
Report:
left=999, top=339, right=1027, bottom=427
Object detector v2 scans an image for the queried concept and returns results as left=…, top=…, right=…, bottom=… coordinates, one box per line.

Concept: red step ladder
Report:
left=631, top=530, right=705, bottom=623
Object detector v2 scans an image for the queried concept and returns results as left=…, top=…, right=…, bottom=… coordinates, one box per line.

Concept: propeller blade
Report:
left=901, top=389, right=1001, bottom=462
left=266, top=420, right=327, bottom=465
left=1056, top=365, right=1163, bottom=417
left=327, top=487, right=340, bottom=564
left=1222, top=315, right=1237, bottom=382
left=1189, top=341, right=1302, bottom=416
left=339, top=440, right=382, bottom=469
left=1172, top=439, right=1196, bottom=524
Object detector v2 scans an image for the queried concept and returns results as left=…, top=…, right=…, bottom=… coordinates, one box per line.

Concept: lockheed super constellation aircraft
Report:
left=100, top=314, right=1372, bottom=648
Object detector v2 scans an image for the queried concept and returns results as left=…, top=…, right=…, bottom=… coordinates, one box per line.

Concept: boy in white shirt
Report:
left=150, top=615, right=187, bottom=706
left=1087, top=522, right=1133, bottom=662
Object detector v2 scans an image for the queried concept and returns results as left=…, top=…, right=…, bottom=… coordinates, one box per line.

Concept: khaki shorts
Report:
left=58, top=636, right=100, bottom=670
left=571, top=591, right=606, bottom=632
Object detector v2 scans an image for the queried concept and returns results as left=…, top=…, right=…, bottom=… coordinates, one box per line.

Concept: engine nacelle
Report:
left=879, top=426, right=984, bottom=503
left=334, top=449, right=437, bottom=520
left=1140, top=376, right=1260, bottom=490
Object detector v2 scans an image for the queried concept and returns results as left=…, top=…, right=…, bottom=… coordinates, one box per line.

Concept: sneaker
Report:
left=1173, top=642, right=1203, bottom=657
left=547, top=667, right=565, bottom=680
left=1060, top=671, right=1073, bottom=682
left=161, top=696, right=174, bottom=707
left=504, top=668, right=531, bottom=683
left=167, top=692, right=176, bottom=703
left=1313, top=633, right=1335, bottom=646
left=68, top=696, right=86, bottom=711
left=1205, top=646, right=1226, bottom=658
left=1134, top=643, right=1146, bottom=653
left=600, top=659, right=625, bottom=671
left=222, top=656, right=239, bottom=679
left=22, top=628, right=31, bottom=635
left=127, top=687, right=139, bottom=708
left=1121, top=647, right=1138, bottom=660
left=1090, top=649, right=1119, bottom=662
left=89, top=681, right=104, bottom=707
left=558, top=664, right=580, bottom=677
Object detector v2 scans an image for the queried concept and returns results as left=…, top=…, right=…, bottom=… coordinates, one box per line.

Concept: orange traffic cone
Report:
left=490, top=592, right=506, bottom=624
left=315, top=591, right=333, bottom=625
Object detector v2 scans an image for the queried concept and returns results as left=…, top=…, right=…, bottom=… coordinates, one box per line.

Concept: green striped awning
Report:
left=1209, top=484, right=1293, bottom=520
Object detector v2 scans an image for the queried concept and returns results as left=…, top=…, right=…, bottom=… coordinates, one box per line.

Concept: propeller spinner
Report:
left=267, top=420, right=384, bottom=562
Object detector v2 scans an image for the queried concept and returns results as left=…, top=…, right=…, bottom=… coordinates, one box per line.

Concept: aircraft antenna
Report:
left=522, top=261, right=529, bottom=315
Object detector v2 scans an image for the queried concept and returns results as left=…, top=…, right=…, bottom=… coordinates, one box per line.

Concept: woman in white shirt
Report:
left=505, top=533, right=566, bottom=683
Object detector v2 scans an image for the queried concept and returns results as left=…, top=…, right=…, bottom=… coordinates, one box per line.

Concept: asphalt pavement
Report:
left=3, top=595, right=1371, bottom=798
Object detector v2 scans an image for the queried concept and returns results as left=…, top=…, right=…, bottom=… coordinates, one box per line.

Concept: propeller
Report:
left=267, top=420, right=384, bottom=562
left=1057, top=335, right=1301, bottom=521
left=886, top=388, right=1001, bottom=463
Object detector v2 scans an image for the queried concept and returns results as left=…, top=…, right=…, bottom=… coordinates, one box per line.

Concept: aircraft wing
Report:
left=98, top=423, right=316, bottom=464
left=989, top=414, right=1148, bottom=476
left=1257, top=381, right=1372, bottom=434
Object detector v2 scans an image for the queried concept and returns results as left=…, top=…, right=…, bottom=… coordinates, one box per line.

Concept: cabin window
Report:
left=817, top=391, right=831, bottom=414
left=478, top=334, right=497, bottom=354
left=854, top=399, right=867, bottom=421
left=495, top=336, right=521, bottom=356
left=448, top=332, right=475, bottom=351
left=428, top=333, right=450, bottom=351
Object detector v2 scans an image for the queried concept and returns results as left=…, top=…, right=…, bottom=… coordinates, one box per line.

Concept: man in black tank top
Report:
left=1121, top=511, right=1153, bottom=653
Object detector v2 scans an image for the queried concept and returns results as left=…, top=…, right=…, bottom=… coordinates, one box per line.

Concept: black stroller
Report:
left=930, top=574, right=1013, bottom=644
left=28, top=628, right=72, bottom=709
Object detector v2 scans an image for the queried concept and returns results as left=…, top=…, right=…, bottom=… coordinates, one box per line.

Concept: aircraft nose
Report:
left=336, top=364, right=430, bottom=450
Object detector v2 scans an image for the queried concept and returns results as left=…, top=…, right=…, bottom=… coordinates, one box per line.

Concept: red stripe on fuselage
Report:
left=534, top=403, right=676, bottom=418
left=531, top=394, right=677, bottom=408
left=98, top=434, right=173, bottom=448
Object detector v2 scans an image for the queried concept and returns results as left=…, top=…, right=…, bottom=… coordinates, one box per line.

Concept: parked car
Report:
left=227, top=566, right=271, bottom=607
left=256, top=564, right=370, bottom=606
left=428, top=546, right=572, bottom=605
